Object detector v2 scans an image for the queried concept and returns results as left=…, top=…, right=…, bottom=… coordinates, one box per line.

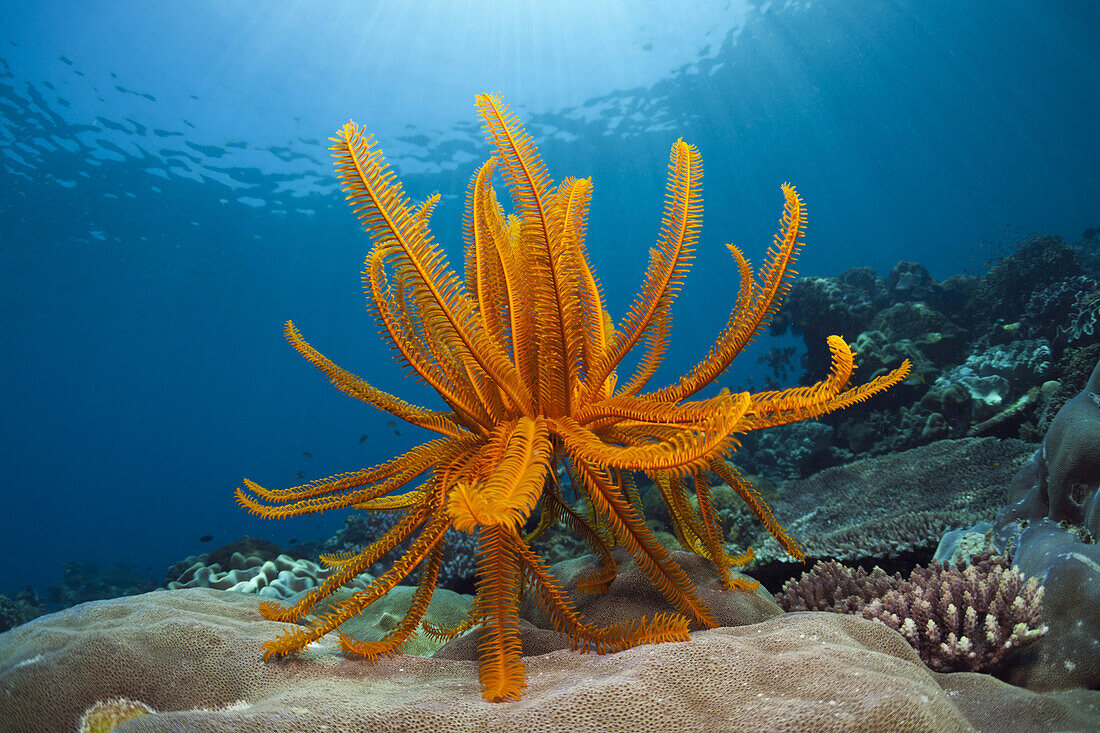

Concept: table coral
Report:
left=744, top=437, right=1035, bottom=566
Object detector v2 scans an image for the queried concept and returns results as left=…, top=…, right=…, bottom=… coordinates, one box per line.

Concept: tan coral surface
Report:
left=0, top=588, right=1097, bottom=732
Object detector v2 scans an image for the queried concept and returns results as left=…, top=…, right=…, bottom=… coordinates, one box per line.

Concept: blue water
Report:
left=1, top=0, right=1098, bottom=597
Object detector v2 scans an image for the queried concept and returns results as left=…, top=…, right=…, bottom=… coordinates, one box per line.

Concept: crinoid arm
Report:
left=235, top=438, right=470, bottom=518
left=651, top=182, right=806, bottom=403
left=332, top=120, right=532, bottom=415
left=742, top=337, right=912, bottom=431
left=471, top=523, right=526, bottom=702
left=284, top=320, right=473, bottom=439
left=709, top=459, right=804, bottom=562
left=570, top=459, right=716, bottom=628
left=446, top=416, right=553, bottom=532
left=339, top=544, right=446, bottom=662
left=257, top=489, right=435, bottom=624
left=585, top=138, right=703, bottom=401
left=240, top=93, right=912, bottom=705
left=261, top=514, right=451, bottom=660
left=505, top=528, right=690, bottom=653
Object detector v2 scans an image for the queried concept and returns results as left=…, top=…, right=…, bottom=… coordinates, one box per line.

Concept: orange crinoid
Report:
left=236, top=93, right=911, bottom=701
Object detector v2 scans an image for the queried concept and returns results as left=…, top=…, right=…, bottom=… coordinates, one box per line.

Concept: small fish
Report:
left=1085, top=227, right=1098, bottom=239
left=294, top=470, right=305, bottom=479
left=385, top=420, right=398, bottom=428
left=288, top=538, right=297, bottom=544
left=301, top=451, right=313, bottom=458
left=394, top=429, right=402, bottom=437
left=359, top=434, right=369, bottom=444
left=199, top=535, right=213, bottom=543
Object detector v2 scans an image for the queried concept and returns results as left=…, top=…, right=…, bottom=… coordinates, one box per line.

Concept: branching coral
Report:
left=778, top=554, right=1047, bottom=673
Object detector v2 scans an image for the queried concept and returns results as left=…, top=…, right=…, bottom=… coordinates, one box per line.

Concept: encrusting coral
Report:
left=777, top=554, right=1047, bottom=673
left=235, top=92, right=910, bottom=701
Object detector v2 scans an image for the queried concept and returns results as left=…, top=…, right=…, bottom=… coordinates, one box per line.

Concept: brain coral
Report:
left=1, top=589, right=1098, bottom=732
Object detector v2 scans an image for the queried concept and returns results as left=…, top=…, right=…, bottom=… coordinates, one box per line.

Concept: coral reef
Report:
left=0, top=588, right=46, bottom=632
left=1020, top=275, right=1097, bottom=341
left=777, top=555, right=1047, bottom=674
left=2, top=588, right=1098, bottom=732
left=45, top=561, right=157, bottom=609
left=974, top=236, right=1083, bottom=323
left=1065, top=287, right=1100, bottom=344
left=731, top=420, right=842, bottom=481
left=778, top=560, right=896, bottom=614
left=928, top=340, right=1052, bottom=423
left=768, top=270, right=884, bottom=374
left=769, top=234, right=1098, bottom=464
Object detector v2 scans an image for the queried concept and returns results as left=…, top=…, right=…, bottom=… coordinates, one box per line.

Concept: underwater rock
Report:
left=991, top=356, right=1100, bottom=691
left=747, top=437, right=1035, bottom=567
left=2, top=588, right=1098, bottom=732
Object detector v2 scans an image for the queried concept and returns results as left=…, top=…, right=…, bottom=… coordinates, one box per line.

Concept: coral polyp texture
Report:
left=235, top=92, right=911, bottom=701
